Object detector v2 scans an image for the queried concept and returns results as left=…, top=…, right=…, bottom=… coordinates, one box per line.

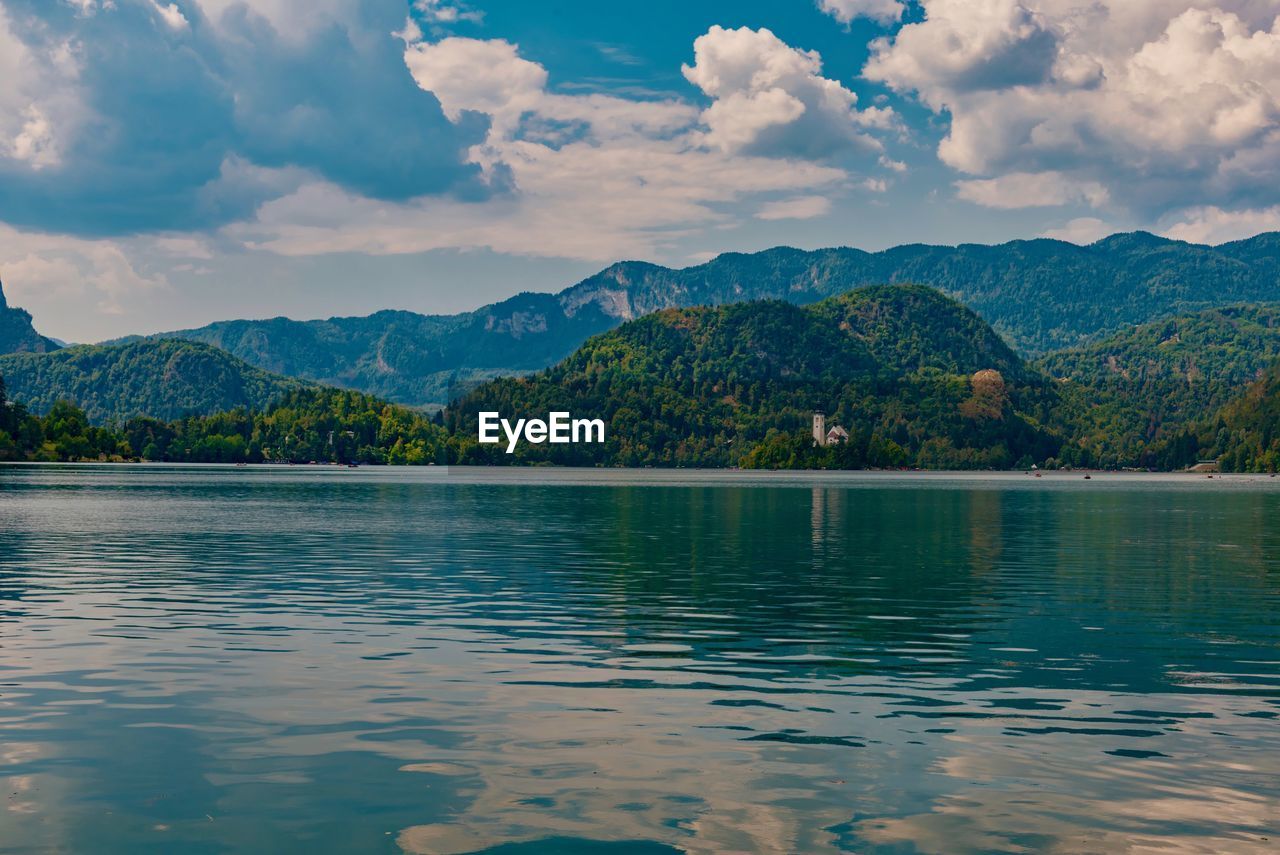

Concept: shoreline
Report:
left=4, top=460, right=1278, bottom=489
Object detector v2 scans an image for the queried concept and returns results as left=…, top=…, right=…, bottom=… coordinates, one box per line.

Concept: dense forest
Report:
left=125, top=232, right=1280, bottom=407
left=1039, top=305, right=1280, bottom=468
left=0, top=381, right=447, bottom=465
left=446, top=286, right=1062, bottom=470
left=1153, top=362, right=1280, bottom=473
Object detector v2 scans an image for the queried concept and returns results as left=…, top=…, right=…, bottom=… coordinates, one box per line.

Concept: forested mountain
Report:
left=1155, top=361, right=1280, bottom=473
left=1038, top=305, right=1280, bottom=466
left=0, top=279, right=61, bottom=355
left=445, top=285, right=1062, bottom=469
left=124, top=305, right=613, bottom=409
left=6, top=286, right=1276, bottom=470
left=132, top=232, right=1280, bottom=406
left=0, top=339, right=309, bottom=423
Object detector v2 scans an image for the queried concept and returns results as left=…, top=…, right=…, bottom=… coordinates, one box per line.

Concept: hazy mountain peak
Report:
left=0, top=278, right=62, bottom=355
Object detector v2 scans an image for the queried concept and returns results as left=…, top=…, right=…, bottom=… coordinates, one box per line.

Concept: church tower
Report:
left=812, top=412, right=826, bottom=447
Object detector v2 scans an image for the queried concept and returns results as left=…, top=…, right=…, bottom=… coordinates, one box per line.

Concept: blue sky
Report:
left=1, top=0, right=1279, bottom=342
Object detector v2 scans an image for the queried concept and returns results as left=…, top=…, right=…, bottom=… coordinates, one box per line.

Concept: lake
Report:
left=1, top=464, right=1278, bottom=853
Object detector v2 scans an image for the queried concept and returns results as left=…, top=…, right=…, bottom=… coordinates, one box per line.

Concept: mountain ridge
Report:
left=119, top=232, right=1280, bottom=407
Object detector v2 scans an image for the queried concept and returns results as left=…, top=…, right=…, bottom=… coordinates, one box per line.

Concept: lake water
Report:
left=1, top=465, right=1278, bottom=854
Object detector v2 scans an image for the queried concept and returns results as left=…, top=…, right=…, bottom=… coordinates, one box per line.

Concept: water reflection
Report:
left=0, top=465, right=1277, bottom=853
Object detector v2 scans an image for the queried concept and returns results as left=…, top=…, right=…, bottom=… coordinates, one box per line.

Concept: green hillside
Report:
left=445, top=285, right=1061, bottom=469
left=135, top=232, right=1280, bottom=407
left=0, top=339, right=310, bottom=423
left=1039, top=305, right=1280, bottom=467
left=1154, top=361, right=1280, bottom=473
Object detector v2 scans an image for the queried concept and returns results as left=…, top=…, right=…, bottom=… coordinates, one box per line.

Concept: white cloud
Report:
left=405, top=38, right=547, bottom=126
left=233, top=33, right=868, bottom=260
left=1162, top=205, right=1280, bottom=245
left=865, top=0, right=1059, bottom=108
left=756, top=195, right=833, bottom=221
left=232, top=148, right=845, bottom=262
left=412, top=0, right=482, bottom=25
left=818, top=0, right=906, bottom=26
left=878, top=155, right=907, bottom=173
left=233, top=30, right=887, bottom=262
left=0, top=226, right=167, bottom=319
left=10, top=107, right=58, bottom=170
left=682, top=26, right=896, bottom=159
left=865, top=1, right=1280, bottom=219
left=149, top=1, right=190, bottom=31
left=1040, top=217, right=1116, bottom=245
left=0, top=7, right=83, bottom=171
left=956, top=171, right=1109, bottom=210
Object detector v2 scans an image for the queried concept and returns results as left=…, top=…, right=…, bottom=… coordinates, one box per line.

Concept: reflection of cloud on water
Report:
left=393, top=678, right=1280, bottom=855
left=855, top=695, right=1280, bottom=854
left=393, top=677, right=862, bottom=854
left=857, top=787, right=1276, bottom=854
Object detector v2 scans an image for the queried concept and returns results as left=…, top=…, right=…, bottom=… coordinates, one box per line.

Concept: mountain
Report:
left=0, top=278, right=61, bottom=355
left=124, top=302, right=620, bottom=410
left=134, top=233, right=1280, bottom=407
left=0, top=339, right=310, bottom=424
left=1038, top=305, right=1280, bottom=467
left=444, top=285, right=1061, bottom=469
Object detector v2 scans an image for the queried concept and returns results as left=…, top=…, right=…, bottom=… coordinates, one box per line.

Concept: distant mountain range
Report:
left=0, top=338, right=309, bottom=423
left=123, top=232, right=1280, bottom=407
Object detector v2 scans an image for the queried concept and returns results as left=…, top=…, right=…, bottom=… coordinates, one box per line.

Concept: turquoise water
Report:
left=1, top=465, right=1278, bottom=853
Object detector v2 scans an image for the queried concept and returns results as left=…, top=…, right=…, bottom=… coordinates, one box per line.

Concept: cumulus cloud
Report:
left=865, top=0, right=1059, bottom=105
left=405, top=38, right=548, bottom=126
left=0, top=0, right=489, bottom=236
left=231, top=30, right=888, bottom=262
left=682, top=25, right=896, bottom=159
left=865, top=0, right=1280, bottom=223
left=818, top=0, right=905, bottom=26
